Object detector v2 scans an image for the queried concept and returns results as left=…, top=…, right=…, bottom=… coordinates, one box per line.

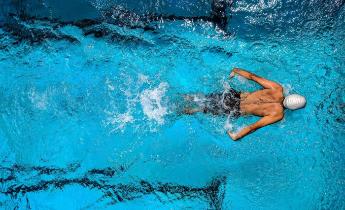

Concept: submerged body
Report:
left=197, top=88, right=242, bottom=117
left=184, top=68, right=305, bottom=141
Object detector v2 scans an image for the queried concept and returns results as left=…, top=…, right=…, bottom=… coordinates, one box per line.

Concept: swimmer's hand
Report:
left=227, top=131, right=239, bottom=141
left=229, top=68, right=241, bottom=79
left=229, top=71, right=236, bottom=79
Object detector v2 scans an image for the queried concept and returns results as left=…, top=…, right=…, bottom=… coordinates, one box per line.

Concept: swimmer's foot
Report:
left=183, top=95, right=194, bottom=101
left=183, top=108, right=201, bottom=115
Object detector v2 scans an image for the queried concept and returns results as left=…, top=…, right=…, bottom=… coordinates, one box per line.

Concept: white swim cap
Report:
left=283, top=94, right=306, bottom=110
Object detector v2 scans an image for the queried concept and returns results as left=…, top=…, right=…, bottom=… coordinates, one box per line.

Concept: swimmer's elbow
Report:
left=274, top=113, right=284, bottom=121
left=274, top=85, right=283, bottom=91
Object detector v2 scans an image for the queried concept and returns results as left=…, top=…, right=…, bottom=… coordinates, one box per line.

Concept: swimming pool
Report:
left=0, top=0, right=344, bottom=209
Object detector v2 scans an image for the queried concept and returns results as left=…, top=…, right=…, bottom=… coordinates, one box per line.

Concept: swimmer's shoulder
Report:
left=240, top=92, right=250, bottom=99
left=269, top=103, right=284, bottom=117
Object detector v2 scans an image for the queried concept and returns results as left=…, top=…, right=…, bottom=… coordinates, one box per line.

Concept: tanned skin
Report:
left=184, top=68, right=284, bottom=141
left=227, top=68, right=284, bottom=141
left=184, top=68, right=285, bottom=141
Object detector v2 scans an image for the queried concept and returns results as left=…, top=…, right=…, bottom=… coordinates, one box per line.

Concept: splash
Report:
left=224, top=115, right=234, bottom=131
left=104, top=111, right=134, bottom=133
left=236, top=75, right=249, bottom=84
left=28, top=88, right=48, bottom=110
left=140, top=82, right=169, bottom=125
left=283, top=84, right=293, bottom=95
left=234, top=0, right=280, bottom=13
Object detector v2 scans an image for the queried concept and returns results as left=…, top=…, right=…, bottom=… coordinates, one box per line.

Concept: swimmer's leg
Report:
left=183, top=107, right=203, bottom=115
left=180, top=93, right=206, bottom=115
left=182, top=94, right=196, bottom=101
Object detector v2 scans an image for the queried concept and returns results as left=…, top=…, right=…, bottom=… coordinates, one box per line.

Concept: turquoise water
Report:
left=0, top=1, right=344, bottom=209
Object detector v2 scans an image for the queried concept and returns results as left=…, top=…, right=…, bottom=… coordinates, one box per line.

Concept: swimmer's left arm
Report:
left=227, top=114, right=283, bottom=141
left=230, top=68, right=282, bottom=90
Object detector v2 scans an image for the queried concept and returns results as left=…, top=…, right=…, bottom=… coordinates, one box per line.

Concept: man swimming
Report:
left=184, top=68, right=306, bottom=141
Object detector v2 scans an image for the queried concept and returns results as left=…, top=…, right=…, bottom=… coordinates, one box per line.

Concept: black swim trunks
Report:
left=203, top=88, right=241, bottom=117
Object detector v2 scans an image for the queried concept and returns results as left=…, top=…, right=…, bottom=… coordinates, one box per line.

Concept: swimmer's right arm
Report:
left=230, top=68, right=282, bottom=90
left=227, top=113, right=283, bottom=141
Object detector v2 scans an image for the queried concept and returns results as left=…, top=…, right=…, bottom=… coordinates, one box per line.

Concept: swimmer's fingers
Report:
left=227, top=131, right=238, bottom=141
left=229, top=71, right=236, bottom=79
left=230, top=68, right=240, bottom=78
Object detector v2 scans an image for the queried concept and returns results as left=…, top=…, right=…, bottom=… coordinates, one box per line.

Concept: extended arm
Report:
left=227, top=114, right=283, bottom=141
left=230, top=68, right=282, bottom=89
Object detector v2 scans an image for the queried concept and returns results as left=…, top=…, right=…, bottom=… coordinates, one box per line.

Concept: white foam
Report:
left=105, top=78, right=115, bottom=91
left=103, top=76, right=137, bottom=132
left=224, top=115, right=234, bottom=131
left=236, top=75, right=249, bottom=84
left=233, top=0, right=279, bottom=13
left=222, top=81, right=231, bottom=90
left=224, top=116, right=246, bottom=134
left=191, top=94, right=206, bottom=103
left=138, top=73, right=149, bottom=84
left=140, top=82, right=169, bottom=125
left=283, top=84, right=293, bottom=95
left=104, top=111, right=134, bottom=132
left=28, top=88, right=48, bottom=110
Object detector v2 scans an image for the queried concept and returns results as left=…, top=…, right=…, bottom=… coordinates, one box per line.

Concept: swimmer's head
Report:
left=283, top=94, right=306, bottom=110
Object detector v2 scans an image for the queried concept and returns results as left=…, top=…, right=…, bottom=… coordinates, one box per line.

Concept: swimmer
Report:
left=183, top=68, right=306, bottom=141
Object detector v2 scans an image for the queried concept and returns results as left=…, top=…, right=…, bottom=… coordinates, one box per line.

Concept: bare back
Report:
left=240, top=89, right=284, bottom=117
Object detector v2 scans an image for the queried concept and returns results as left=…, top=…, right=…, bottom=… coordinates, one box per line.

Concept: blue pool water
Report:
left=0, top=0, right=344, bottom=209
